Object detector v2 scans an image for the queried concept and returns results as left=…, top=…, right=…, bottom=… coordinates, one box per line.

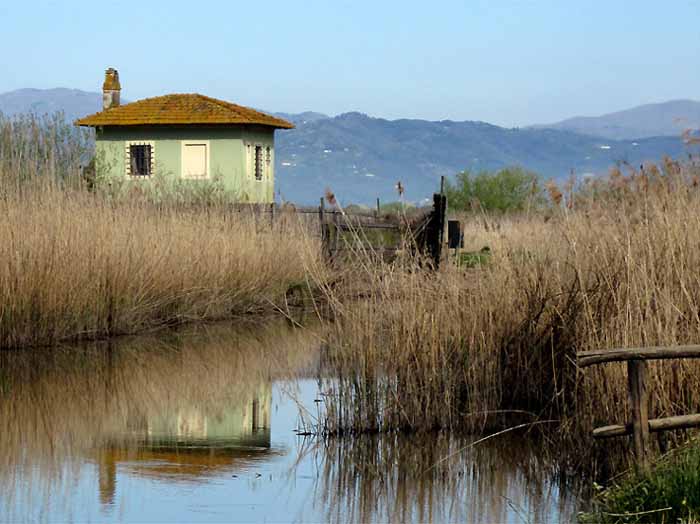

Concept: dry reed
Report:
left=0, top=112, right=321, bottom=348
left=316, top=158, right=700, bottom=469
left=0, top=189, right=316, bottom=348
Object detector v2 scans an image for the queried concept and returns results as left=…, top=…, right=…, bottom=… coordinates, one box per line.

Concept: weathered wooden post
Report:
left=319, top=197, right=328, bottom=255
left=333, top=211, right=340, bottom=255
left=628, top=360, right=650, bottom=469
left=376, top=197, right=381, bottom=217
left=426, top=193, right=447, bottom=269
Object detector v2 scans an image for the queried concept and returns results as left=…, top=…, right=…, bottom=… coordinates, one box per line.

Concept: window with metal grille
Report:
left=254, top=145, right=263, bottom=180
left=129, top=145, right=152, bottom=176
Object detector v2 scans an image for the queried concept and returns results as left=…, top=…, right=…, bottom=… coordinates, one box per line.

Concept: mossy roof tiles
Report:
left=75, top=93, right=294, bottom=129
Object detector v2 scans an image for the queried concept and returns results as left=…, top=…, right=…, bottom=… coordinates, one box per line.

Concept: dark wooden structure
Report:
left=317, top=193, right=448, bottom=267
left=577, top=344, right=700, bottom=469
left=218, top=177, right=451, bottom=267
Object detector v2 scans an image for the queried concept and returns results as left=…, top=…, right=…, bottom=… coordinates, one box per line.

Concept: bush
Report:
left=444, top=167, right=545, bottom=213
left=585, top=441, right=700, bottom=523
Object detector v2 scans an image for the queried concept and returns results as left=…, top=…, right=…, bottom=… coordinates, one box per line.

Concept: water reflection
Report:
left=0, top=320, right=582, bottom=523
left=96, top=379, right=273, bottom=505
left=315, top=433, right=579, bottom=523
left=0, top=320, right=316, bottom=521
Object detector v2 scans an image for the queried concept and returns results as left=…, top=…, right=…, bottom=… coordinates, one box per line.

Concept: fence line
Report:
left=577, top=345, right=700, bottom=469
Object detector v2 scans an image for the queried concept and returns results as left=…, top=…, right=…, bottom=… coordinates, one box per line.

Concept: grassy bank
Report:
left=317, top=160, right=700, bottom=469
left=583, top=440, right=700, bottom=523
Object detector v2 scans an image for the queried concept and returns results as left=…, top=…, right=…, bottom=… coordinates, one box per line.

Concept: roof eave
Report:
left=74, top=120, right=294, bottom=129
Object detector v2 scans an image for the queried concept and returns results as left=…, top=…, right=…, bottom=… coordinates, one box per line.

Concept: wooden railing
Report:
left=577, top=345, right=700, bottom=469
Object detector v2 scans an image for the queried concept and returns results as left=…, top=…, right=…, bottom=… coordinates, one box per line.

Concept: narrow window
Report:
left=265, top=146, right=271, bottom=166
left=182, top=142, right=208, bottom=179
left=254, top=145, right=263, bottom=180
left=129, top=144, right=152, bottom=177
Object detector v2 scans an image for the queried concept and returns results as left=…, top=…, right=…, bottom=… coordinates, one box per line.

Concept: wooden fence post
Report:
left=376, top=197, right=381, bottom=217
left=628, top=360, right=650, bottom=469
left=319, top=197, right=325, bottom=227
left=319, top=197, right=328, bottom=256
left=333, top=211, right=340, bottom=254
left=426, top=193, right=447, bottom=269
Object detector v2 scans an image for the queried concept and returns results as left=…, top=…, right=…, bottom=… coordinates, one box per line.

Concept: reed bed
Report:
left=0, top=189, right=316, bottom=348
left=317, top=159, right=700, bottom=469
left=0, top=112, right=90, bottom=190
left=0, top=113, right=321, bottom=348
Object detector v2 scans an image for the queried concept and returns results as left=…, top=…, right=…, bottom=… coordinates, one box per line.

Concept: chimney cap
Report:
left=103, top=68, right=121, bottom=91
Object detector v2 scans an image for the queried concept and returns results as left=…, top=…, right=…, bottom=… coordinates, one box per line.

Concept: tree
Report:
left=444, top=167, right=545, bottom=213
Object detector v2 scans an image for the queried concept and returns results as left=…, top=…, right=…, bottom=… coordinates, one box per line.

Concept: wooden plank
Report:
left=650, top=413, right=700, bottom=432
left=328, top=247, right=402, bottom=253
left=593, top=414, right=700, bottom=439
left=335, top=223, right=400, bottom=231
left=577, top=345, right=700, bottom=367
left=628, top=360, right=650, bottom=468
left=593, top=423, right=631, bottom=438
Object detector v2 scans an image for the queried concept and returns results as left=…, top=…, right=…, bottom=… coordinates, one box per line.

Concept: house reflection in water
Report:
left=97, top=382, right=274, bottom=507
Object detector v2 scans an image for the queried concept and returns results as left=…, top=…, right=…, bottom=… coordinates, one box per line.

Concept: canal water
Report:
left=0, top=321, right=581, bottom=523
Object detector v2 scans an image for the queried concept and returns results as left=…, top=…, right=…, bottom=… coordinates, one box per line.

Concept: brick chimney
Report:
left=102, top=68, right=121, bottom=110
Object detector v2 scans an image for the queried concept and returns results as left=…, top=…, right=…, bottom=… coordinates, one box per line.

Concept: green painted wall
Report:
left=95, top=125, right=276, bottom=203
left=144, top=382, right=272, bottom=446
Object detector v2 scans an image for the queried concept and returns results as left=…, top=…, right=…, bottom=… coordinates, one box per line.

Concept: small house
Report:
left=75, top=68, right=294, bottom=203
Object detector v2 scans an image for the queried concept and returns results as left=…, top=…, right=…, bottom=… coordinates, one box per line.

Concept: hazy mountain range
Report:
left=1, top=88, right=696, bottom=204
left=531, top=99, right=700, bottom=140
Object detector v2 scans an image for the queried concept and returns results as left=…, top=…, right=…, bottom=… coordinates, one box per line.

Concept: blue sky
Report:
left=2, top=0, right=699, bottom=126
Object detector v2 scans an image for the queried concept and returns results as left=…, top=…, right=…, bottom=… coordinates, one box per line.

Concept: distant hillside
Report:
left=533, top=100, right=700, bottom=140
left=273, top=111, right=329, bottom=126
left=0, top=88, right=690, bottom=204
left=275, top=112, right=684, bottom=204
left=0, top=88, right=109, bottom=122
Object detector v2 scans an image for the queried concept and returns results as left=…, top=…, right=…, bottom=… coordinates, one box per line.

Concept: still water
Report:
left=0, top=321, right=581, bottom=523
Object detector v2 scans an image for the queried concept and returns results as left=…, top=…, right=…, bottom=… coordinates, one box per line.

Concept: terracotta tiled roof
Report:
left=75, top=93, right=294, bottom=129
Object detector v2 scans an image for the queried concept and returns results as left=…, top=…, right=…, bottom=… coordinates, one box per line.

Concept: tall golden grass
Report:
left=0, top=189, right=317, bottom=348
left=317, top=158, right=700, bottom=467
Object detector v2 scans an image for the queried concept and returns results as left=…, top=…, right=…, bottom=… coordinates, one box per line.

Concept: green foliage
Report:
left=457, top=247, right=491, bottom=268
left=444, top=167, right=545, bottom=213
left=584, top=441, right=700, bottom=523
left=379, top=201, right=416, bottom=214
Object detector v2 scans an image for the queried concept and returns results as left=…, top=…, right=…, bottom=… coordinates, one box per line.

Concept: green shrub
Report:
left=444, top=167, right=545, bottom=213
left=457, top=246, right=491, bottom=268
left=584, top=441, right=700, bottom=523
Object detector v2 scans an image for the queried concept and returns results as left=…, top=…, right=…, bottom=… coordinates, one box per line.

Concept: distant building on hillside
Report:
left=75, top=68, right=294, bottom=203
